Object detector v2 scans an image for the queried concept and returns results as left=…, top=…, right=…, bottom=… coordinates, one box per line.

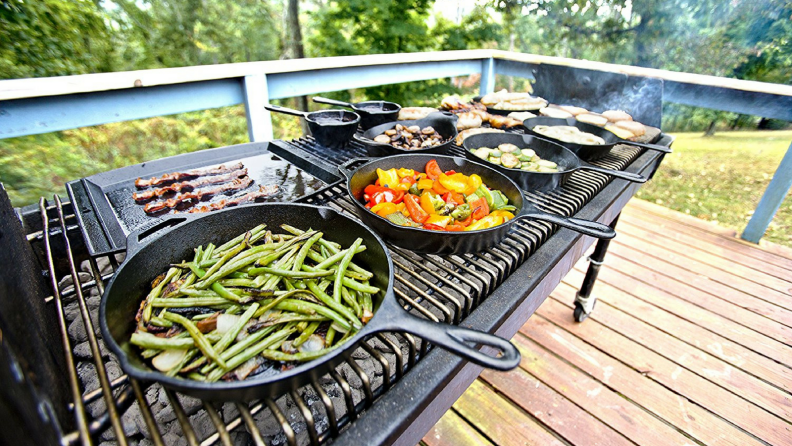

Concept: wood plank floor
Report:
left=423, top=199, right=792, bottom=446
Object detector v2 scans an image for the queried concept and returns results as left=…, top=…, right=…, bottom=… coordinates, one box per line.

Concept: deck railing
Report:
left=0, top=50, right=790, bottom=242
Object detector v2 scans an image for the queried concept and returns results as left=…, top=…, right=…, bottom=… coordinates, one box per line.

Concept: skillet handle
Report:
left=384, top=314, right=520, bottom=371
left=337, top=157, right=374, bottom=181
left=518, top=211, right=616, bottom=239
left=263, top=104, right=308, bottom=118
left=312, top=96, right=353, bottom=108
left=622, top=140, right=672, bottom=154
left=577, top=164, right=647, bottom=183
left=125, top=214, right=197, bottom=257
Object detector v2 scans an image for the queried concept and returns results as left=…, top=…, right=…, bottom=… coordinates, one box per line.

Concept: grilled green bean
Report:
left=306, top=281, right=362, bottom=330
left=163, top=312, right=227, bottom=369
left=334, top=238, right=363, bottom=304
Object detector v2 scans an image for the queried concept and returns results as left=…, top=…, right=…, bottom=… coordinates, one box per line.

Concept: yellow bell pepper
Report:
left=425, top=214, right=453, bottom=228
left=370, top=202, right=399, bottom=217
left=420, top=191, right=437, bottom=215
left=392, top=182, right=411, bottom=191
left=398, top=202, right=409, bottom=216
left=464, top=174, right=483, bottom=196
left=438, top=173, right=469, bottom=194
left=489, top=210, right=515, bottom=221
left=464, top=215, right=504, bottom=231
left=376, top=168, right=400, bottom=188
left=397, top=168, right=415, bottom=178
left=416, top=178, right=434, bottom=190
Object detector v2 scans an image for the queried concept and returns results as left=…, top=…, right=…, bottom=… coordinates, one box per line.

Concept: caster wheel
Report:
left=574, top=301, right=592, bottom=322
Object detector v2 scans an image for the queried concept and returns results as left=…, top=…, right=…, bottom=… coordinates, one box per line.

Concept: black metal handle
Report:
left=125, top=214, right=196, bottom=256
left=577, top=164, right=647, bottom=183
left=312, top=96, right=353, bottom=108
left=337, top=157, right=373, bottom=180
left=621, top=140, right=673, bottom=154
left=264, top=104, right=308, bottom=118
left=519, top=210, right=616, bottom=239
left=385, top=314, right=520, bottom=371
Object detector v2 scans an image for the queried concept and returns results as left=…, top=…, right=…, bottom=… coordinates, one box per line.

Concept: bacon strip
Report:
left=135, top=162, right=245, bottom=189
left=133, top=168, right=248, bottom=203
left=188, top=185, right=279, bottom=213
left=143, top=177, right=254, bottom=214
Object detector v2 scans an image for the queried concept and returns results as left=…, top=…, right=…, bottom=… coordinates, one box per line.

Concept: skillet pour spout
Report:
left=100, top=203, right=520, bottom=401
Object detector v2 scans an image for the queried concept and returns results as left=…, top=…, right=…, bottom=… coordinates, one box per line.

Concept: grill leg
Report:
left=574, top=213, right=620, bottom=322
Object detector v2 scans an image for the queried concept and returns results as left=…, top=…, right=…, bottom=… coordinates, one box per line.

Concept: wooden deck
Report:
left=423, top=199, right=792, bottom=446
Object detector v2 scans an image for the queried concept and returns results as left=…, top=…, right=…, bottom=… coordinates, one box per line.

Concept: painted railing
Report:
left=1, top=50, right=790, bottom=242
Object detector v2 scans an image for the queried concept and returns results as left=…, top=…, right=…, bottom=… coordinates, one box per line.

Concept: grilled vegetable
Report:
left=471, top=144, right=559, bottom=172
left=129, top=224, right=379, bottom=382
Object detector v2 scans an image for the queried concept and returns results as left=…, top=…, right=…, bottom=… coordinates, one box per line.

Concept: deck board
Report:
left=425, top=199, right=792, bottom=446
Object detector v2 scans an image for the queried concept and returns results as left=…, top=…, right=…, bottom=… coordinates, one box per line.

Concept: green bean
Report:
left=342, top=277, right=380, bottom=295
left=248, top=266, right=334, bottom=278
left=281, top=225, right=342, bottom=251
left=206, top=326, right=296, bottom=381
left=142, top=267, right=180, bottom=323
left=179, top=288, right=224, bottom=298
left=163, top=312, right=227, bottom=369
left=194, top=244, right=287, bottom=289
left=254, top=289, right=310, bottom=316
left=184, top=302, right=262, bottom=373
left=199, top=325, right=278, bottom=374
left=214, top=224, right=266, bottom=254
left=292, top=321, right=320, bottom=348
left=274, top=298, right=353, bottom=332
left=259, top=344, right=345, bottom=362
left=219, top=278, right=258, bottom=287
left=202, top=243, right=215, bottom=262
left=325, top=327, right=336, bottom=347
left=292, top=231, right=324, bottom=272
left=341, top=287, right=362, bottom=318
left=131, top=332, right=196, bottom=350
left=307, top=280, right=362, bottom=329
left=334, top=238, right=362, bottom=304
left=167, top=348, right=199, bottom=377
left=149, top=316, right=174, bottom=327
left=151, top=297, right=229, bottom=307
left=200, top=237, right=248, bottom=283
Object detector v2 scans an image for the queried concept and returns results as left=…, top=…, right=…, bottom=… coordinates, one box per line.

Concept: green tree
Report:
left=0, top=0, right=112, bottom=79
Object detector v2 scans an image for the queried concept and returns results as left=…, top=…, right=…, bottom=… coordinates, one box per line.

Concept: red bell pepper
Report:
left=403, top=194, right=429, bottom=224
left=425, top=160, right=443, bottom=180
left=422, top=223, right=446, bottom=231
left=445, top=224, right=465, bottom=232
left=470, top=197, right=490, bottom=220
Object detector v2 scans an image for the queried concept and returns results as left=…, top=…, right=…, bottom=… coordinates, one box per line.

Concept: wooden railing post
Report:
left=242, top=74, right=273, bottom=142
left=741, top=142, right=792, bottom=243
left=480, top=58, right=495, bottom=97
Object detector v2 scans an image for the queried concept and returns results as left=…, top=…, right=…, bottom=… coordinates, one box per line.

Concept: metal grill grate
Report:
left=29, top=136, right=645, bottom=446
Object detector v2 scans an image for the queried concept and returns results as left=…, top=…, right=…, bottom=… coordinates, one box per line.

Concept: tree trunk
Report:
left=704, top=120, right=717, bottom=137
left=285, top=0, right=310, bottom=134
left=508, top=32, right=515, bottom=91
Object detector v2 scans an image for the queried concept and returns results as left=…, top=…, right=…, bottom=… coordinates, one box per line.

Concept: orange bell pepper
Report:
left=419, top=191, right=437, bottom=215
left=417, top=178, right=434, bottom=190
left=370, top=202, right=399, bottom=217
left=425, top=160, right=443, bottom=180
left=403, top=194, right=429, bottom=224
left=432, top=180, right=450, bottom=195
left=490, top=210, right=515, bottom=221
left=464, top=174, right=483, bottom=195
left=464, top=215, right=504, bottom=231
left=470, top=197, right=490, bottom=220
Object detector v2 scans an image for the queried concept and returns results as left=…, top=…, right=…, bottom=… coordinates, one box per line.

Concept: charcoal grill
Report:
left=0, top=126, right=670, bottom=445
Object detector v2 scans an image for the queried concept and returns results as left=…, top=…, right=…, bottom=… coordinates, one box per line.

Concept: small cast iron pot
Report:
left=312, top=96, right=401, bottom=130
left=338, top=154, right=616, bottom=255
left=264, top=104, right=360, bottom=149
left=354, top=112, right=459, bottom=157
left=462, top=133, right=647, bottom=192
left=523, top=117, right=672, bottom=161
left=100, top=203, right=520, bottom=401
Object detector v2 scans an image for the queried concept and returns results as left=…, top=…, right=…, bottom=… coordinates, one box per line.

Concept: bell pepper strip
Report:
left=403, top=194, right=429, bottom=224
left=376, top=168, right=400, bottom=188
left=420, top=191, right=437, bottom=215
left=450, top=192, right=465, bottom=206
left=438, top=173, right=469, bottom=194
left=392, top=182, right=411, bottom=191
left=450, top=204, right=471, bottom=221
left=416, top=178, right=434, bottom=190
left=464, top=215, right=505, bottom=231
left=432, top=180, right=450, bottom=195
left=476, top=184, right=495, bottom=208
left=365, top=189, right=404, bottom=208
left=425, top=160, right=443, bottom=180
left=464, top=174, right=483, bottom=195
left=370, top=202, right=399, bottom=217
left=444, top=224, right=465, bottom=232
left=456, top=214, right=473, bottom=227
left=470, top=197, right=490, bottom=220
left=425, top=214, right=453, bottom=228
left=422, top=223, right=445, bottom=231
left=400, top=176, right=416, bottom=185
left=490, top=210, right=515, bottom=221
left=397, top=168, right=415, bottom=178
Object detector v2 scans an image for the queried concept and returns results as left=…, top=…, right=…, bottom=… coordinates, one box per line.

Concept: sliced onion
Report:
left=151, top=349, right=188, bottom=372
left=234, top=357, right=263, bottom=381
left=236, top=319, right=258, bottom=342
left=298, top=335, right=326, bottom=353
left=216, top=314, right=240, bottom=335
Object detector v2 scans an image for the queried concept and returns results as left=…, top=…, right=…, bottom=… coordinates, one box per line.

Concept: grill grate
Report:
left=29, top=134, right=647, bottom=446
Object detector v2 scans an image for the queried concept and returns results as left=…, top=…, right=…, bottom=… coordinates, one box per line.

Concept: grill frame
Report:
left=5, top=130, right=671, bottom=446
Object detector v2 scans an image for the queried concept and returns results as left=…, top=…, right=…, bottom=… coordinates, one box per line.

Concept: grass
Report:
left=636, top=130, right=792, bottom=248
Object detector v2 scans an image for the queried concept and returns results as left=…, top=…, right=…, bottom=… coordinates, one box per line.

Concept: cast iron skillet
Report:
left=461, top=133, right=647, bottom=192
left=353, top=112, right=459, bottom=157
left=264, top=104, right=360, bottom=149
left=100, top=203, right=520, bottom=401
left=338, top=154, right=615, bottom=254
left=523, top=117, right=672, bottom=161
left=312, top=96, right=401, bottom=130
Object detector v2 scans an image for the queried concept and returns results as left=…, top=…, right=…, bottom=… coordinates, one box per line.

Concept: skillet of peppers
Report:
left=363, top=159, right=517, bottom=231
